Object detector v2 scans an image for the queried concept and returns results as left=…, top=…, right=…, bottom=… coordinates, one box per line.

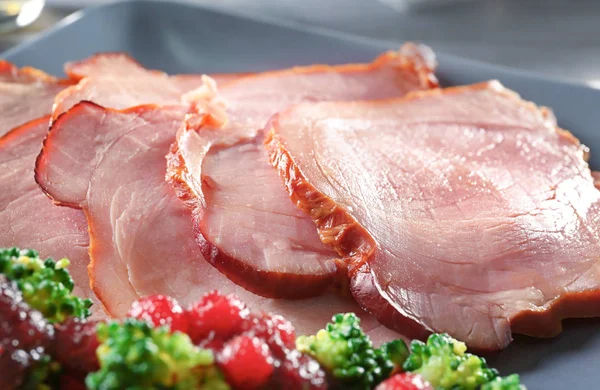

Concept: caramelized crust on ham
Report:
left=53, top=53, right=249, bottom=119
left=34, top=102, right=398, bottom=342
left=0, top=118, right=101, bottom=317
left=167, top=44, right=438, bottom=299
left=266, top=81, right=600, bottom=350
left=0, top=61, right=70, bottom=137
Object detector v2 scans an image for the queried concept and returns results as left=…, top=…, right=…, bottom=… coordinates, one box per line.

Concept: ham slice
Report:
left=266, top=81, right=600, bottom=351
left=0, top=118, right=100, bottom=316
left=34, top=102, right=398, bottom=342
left=64, top=52, right=249, bottom=84
left=0, top=62, right=101, bottom=317
left=167, top=44, right=438, bottom=298
left=0, top=61, right=70, bottom=137
left=53, top=53, right=248, bottom=119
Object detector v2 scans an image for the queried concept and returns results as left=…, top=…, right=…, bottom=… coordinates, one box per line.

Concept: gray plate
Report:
left=2, top=1, right=599, bottom=388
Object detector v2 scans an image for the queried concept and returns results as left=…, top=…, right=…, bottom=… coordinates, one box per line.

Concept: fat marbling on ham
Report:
left=167, top=44, right=438, bottom=298
left=266, top=81, right=600, bottom=351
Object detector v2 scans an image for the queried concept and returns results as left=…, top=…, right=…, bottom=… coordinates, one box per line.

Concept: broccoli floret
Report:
left=86, top=319, right=230, bottom=390
left=482, top=374, right=525, bottom=390
left=296, top=313, right=408, bottom=389
left=403, top=333, right=498, bottom=390
left=0, top=247, right=92, bottom=323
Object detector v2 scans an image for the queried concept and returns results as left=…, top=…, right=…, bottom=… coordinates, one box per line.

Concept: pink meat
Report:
left=0, top=118, right=101, bottom=317
left=266, top=81, right=600, bottom=351
left=54, top=53, right=249, bottom=119
left=0, top=62, right=102, bottom=317
left=0, top=61, right=69, bottom=137
left=34, top=102, right=398, bottom=342
left=167, top=44, right=438, bottom=298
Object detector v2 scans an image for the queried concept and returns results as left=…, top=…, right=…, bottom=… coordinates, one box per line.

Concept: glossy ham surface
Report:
left=34, top=102, right=398, bottom=342
left=0, top=61, right=69, bottom=137
left=54, top=53, right=248, bottom=119
left=0, top=118, right=100, bottom=316
left=266, top=81, right=600, bottom=350
left=167, top=44, right=438, bottom=298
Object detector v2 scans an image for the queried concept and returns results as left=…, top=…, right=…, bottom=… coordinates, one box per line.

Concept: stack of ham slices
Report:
left=3, top=43, right=600, bottom=351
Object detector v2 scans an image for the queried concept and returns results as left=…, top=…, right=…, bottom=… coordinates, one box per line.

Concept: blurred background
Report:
left=1, top=0, right=598, bottom=88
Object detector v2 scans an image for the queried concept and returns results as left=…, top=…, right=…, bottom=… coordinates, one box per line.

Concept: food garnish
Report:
left=0, top=248, right=524, bottom=389
left=0, top=247, right=92, bottom=323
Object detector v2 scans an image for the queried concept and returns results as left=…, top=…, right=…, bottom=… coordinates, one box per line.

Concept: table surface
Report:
left=1, top=0, right=599, bottom=88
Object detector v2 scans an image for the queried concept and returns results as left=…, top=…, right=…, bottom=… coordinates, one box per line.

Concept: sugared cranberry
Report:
left=242, top=313, right=296, bottom=358
left=0, top=276, right=54, bottom=389
left=271, top=349, right=327, bottom=390
left=375, top=373, right=433, bottom=390
left=217, top=335, right=274, bottom=389
left=187, top=291, right=249, bottom=344
left=54, top=318, right=100, bottom=373
left=127, top=295, right=188, bottom=333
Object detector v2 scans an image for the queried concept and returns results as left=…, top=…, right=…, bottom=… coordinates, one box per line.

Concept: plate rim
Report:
left=0, top=0, right=595, bottom=92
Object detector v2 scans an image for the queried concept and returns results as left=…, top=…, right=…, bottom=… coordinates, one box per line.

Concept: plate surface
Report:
left=3, top=1, right=600, bottom=387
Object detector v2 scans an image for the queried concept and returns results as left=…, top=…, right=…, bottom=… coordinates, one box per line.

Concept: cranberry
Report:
left=54, top=318, right=100, bottom=373
left=127, top=295, right=188, bottom=333
left=242, top=313, right=296, bottom=359
left=375, top=373, right=433, bottom=390
left=59, top=372, right=87, bottom=390
left=197, top=337, right=225, bottom=352
left=271, top=349, right=327, bottom=390
left=217, top=335, right=274, bottom=389
left=0, top=276, right=54, bottom=389
left=187, top=291, right=249, bottom=344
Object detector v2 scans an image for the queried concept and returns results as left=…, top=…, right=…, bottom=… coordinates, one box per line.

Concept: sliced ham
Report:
left=34, top=102, right=397, bottom=341
left=266, top=81, right=600, bottom=351
left=0, top=118, right=101, bottom=317
left=0, top=62, right=101, bottom=317
left=167, top=44, right=438, bottom=298
left=53, top=53, right=248, bottom=119
left=64, top=52, right=249, bottom=84
left=0, top=61, right=70, bottom=137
